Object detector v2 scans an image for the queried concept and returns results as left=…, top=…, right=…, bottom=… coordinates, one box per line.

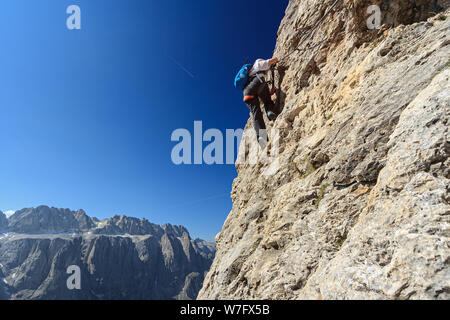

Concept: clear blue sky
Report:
left=0, top=0, right=288, bottom=241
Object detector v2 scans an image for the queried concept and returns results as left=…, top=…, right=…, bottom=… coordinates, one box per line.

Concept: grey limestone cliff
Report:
left=199, top=0, right=450, bottom=300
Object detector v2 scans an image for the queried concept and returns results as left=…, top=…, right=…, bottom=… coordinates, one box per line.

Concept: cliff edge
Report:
left=199, top=0, right=450, bottom=300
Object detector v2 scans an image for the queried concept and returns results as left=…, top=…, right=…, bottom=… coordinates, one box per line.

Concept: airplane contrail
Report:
left=168, top=55, right=195, bottom=79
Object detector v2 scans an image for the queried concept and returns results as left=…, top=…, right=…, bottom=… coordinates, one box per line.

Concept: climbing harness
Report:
left=243, top=95, right=255, bottom=102
left=270, top=66, right=276, bottom=95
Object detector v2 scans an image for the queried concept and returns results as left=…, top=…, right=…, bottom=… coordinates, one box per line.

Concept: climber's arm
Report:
left=252, top=58, right=279, bottom=74
left=268, top=57, right=279, bottom=67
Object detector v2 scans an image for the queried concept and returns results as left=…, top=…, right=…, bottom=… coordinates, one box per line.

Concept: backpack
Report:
left=234, top=64, right=253, bottom=91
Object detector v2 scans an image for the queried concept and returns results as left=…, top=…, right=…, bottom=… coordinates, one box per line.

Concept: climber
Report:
left=235, top=57, right=279, bottom=148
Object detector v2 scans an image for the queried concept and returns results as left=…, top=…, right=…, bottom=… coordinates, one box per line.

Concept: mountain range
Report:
left=0, top=206, right=215, bottom=300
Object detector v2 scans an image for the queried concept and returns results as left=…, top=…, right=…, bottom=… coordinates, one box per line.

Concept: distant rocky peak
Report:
left=162, top=224, right=189, bottom=238
left=75, top=209, right=87, bottom=216
left=0, top=211, right=7, bottom=231
left=92, top=214, right=164, bottom=236
left=7, top=206, right=94, bottom=234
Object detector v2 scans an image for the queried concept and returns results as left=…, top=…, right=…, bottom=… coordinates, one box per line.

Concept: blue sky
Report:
left=0, top=0, right=288, bottom=241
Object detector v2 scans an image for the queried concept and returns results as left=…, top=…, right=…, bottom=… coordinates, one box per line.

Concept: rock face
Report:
left=199, top=0, right=449, bottom=300
left=0, top=206, right=214, bottom=300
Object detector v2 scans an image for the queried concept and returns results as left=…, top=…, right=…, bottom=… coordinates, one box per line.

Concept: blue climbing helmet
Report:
left=234, top=63, right=253, bottom=91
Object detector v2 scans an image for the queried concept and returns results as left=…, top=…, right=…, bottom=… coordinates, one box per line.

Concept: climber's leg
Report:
left=258, top=83, right=279, bottom=119
left=246, top=97, right=266, bottom=140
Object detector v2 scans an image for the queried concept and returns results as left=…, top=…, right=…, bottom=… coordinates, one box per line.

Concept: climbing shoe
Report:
left=258, top=136, right=267, bottom=149
left=267, top=111, right=277, bottom=121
